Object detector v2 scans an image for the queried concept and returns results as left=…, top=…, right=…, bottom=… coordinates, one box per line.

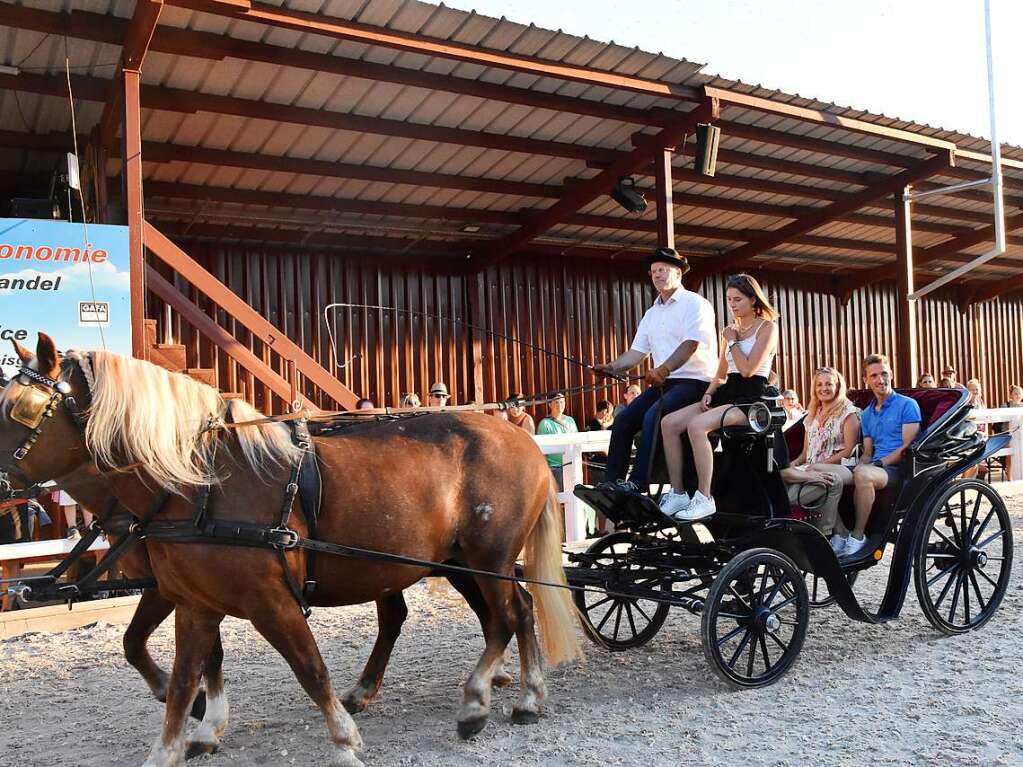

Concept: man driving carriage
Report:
left=592, top=246, right=717, bottom=493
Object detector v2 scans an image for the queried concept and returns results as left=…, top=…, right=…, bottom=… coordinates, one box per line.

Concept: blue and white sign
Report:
left=0, top=218, right=131, bottom=378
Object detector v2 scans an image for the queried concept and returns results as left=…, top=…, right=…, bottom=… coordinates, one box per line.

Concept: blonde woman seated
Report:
left=786, top=367, right=861, bottom=554
left=659, top=274, right=779, bottom=521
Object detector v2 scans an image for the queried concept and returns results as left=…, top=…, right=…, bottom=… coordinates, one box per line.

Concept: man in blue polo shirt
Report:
left=845, top=353, right=921, bottom=558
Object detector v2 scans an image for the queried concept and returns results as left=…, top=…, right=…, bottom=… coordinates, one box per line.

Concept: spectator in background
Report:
left=587, top=400, right=615, bottom=432
left=767, top=370, right=780, bottom=387
left=917, top=373, right=936, bottom=388
left=941, top=365, right=967, bottom=390
left=781, top=389, right=806, bottom=431
left=505, top=393, right=535, bottom=433
left=939, top=376, right=955, bottom=388
left=355, top=398, right=375, bottom=410
left=537, top=392, right=578, bottom=491
left=613, top=384, right=642, bottom=418
left=995, top=385, right=1023, bottom=478
left=400, top=392, right=421, bottom=409
left=428, top=382, right=450, bottom=408
left=1001, top=384, right=1023, bottom=409
left=54, top=489, right=91, bottom=540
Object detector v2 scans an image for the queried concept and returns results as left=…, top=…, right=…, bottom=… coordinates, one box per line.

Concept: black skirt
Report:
left=709, top=373, right=770, bottom=408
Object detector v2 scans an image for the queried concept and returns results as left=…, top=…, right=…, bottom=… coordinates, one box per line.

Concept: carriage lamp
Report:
left=746, top=402, right=773, bottom=433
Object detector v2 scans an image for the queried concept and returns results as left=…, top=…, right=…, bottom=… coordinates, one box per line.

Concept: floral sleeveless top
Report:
left=806, top=401, right=861, bottom=465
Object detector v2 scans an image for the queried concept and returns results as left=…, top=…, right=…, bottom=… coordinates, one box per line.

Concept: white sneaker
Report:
left=843, top=535, right=868, bottom=558
left=830, top=534, right=849, bottom=556
left=673, top=491, right=716, bottom=521
left=659, top=490, right=691, bottom=515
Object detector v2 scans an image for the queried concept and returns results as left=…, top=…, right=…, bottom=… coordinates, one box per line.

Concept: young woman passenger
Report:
left=788, top=367, right=861, bottom=554
left=659, top=274, right=779, bottom=521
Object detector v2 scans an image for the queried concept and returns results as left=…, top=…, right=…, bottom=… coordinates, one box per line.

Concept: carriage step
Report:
left=574, top=485, right=677, bottom=527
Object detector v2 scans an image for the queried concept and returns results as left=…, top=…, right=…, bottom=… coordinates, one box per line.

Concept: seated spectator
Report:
left=787, top=367, right=861, bottom=552
left=355, top=397, right=375, bottom=410
left=587, top=400, right=614, bottom=431
left=941, top=365, right=967, bottom=390
left=851, top=354, right=921, bottom=558
left=612, top=384, right=642, bottom=418
left=428, top=382, right=450, bottom=408
left=400, top=392, right=421, bottom=409
left=781, top=389, right=806, bottom=431
left=54, top=489, right=91, bottom=540
left=917, top=373, right=936, bottom=388
left=536, top=393, right=578, bottom=491
left=505, top=393, right=535, bottom=433
left=966, top=378, right=988, bottom=433
left=939, top=376, right=955, bottom=388
left=1002, top=384, right=1023, bottom=409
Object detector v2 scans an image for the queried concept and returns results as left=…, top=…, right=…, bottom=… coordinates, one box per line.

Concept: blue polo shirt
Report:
left=861, top=392, right=922, bottom=462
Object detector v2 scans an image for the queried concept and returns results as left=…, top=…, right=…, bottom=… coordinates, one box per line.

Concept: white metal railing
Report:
left=533, top=430, right=612, bottom=541
left=968, top=406, right=1023, bottom=481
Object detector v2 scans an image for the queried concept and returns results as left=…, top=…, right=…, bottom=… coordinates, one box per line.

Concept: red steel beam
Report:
left=98, top=0, right=164, bottom=149
left=474, top=99, right=719, bottom=271
left=691, top=151, right=956, bottom=278
left=124, top=69, right=146, bottom=360
left=164, top=0, right=704, bottom=102
left=842, top=208, right=1023, bottom=294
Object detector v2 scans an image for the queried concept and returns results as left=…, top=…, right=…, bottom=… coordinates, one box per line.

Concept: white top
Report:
left=631, top=287, right=718, bottom=382
left=725, top=322, right=774, bottom=378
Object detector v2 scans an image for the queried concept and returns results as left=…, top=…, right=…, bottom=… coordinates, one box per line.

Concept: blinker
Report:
left=9, top=385, right=52, bottom=429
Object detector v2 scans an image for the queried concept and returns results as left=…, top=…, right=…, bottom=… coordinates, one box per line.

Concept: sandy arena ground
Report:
left=2, top=487, right=1022, bottom=767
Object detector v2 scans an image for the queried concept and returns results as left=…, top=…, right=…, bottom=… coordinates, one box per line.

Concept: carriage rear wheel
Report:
left=701, top=548, right=810, bottom=688
left=572, top=532, right=671, bottom=651
left=914, top=479, right=1013, bottom=635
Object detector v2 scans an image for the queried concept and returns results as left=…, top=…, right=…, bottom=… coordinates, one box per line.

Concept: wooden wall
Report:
left=150, top=242, right=1023, bottom=418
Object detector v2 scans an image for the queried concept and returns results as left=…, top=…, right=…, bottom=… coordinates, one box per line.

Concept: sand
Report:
left=2, top=487, right=1021, bottom=767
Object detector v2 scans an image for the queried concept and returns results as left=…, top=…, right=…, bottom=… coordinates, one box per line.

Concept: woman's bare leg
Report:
left=660, top=403, right=703, bottom=493
left=688, top=406, right=747, bottom=497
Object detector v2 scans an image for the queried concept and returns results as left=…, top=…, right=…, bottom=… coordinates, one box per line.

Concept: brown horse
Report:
left=0, top=334, right=580, bottom=766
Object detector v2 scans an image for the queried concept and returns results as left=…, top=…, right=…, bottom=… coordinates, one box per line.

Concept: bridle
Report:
left=0, top=357, right=89, bottom=504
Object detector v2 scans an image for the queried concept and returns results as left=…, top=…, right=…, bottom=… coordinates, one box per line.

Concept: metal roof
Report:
left=1, top=0, right=1021, bottom=295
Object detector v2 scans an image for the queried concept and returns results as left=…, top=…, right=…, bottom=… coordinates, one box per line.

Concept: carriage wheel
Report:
left=701, top=548, right=809, bottom=688
left=572, top=532, right=671, bottom=651
left=914, top=479, right=1013, bottom=635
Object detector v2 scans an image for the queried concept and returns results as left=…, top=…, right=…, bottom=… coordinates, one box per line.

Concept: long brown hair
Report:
left=726, top=274, right=779, bottom=321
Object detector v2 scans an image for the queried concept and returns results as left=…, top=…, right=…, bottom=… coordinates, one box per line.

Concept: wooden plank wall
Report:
left=148, top=242, right=1023, bottom=419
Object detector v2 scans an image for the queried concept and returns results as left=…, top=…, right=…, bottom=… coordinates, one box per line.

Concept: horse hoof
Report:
left=491, top=672, right=513, bottom=689
left=329, top=749, right=365, bottom=767
left=189, top=691, right=207, bottom=721
left=511, top=709, right=540, bottom=726
left=342, top=697, right=366, bottom=715
left=456, top=716, right=488, bottom=740
left=185, top=740, right=219, bottom=760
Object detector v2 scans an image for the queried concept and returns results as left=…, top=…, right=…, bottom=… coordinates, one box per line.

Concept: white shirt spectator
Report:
left=630, top=286, right=718, bottom=382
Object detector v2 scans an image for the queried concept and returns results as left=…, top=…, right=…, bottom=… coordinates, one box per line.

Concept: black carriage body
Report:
left=569, top=386, right=1013, bottom=685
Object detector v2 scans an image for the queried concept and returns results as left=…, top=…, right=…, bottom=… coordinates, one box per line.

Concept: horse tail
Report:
left=523, top=474, right=583, bottom=667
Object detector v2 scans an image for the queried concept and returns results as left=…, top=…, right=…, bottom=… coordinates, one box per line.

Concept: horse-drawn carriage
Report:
left=569, top=386, right=1014, bottom=687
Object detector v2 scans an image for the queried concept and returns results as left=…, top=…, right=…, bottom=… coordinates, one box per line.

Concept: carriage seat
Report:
left=785, top=388, right=965, bottom=529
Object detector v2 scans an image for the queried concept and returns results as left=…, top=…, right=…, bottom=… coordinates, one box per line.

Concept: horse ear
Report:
left=12, top=340, right=33, bottom=363
left=35, top=333, right=60, bottom=378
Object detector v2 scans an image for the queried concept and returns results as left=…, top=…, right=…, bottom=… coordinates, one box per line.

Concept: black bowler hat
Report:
left=644, top=246, right=690, bottom=276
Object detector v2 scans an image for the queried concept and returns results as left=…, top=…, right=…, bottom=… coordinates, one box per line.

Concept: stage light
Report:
left=694, top=123, right=720, bottom=177
left=609, top=176, right=647, bottom=214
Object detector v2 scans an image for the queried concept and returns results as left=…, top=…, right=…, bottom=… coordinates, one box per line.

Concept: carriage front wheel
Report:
left=914, top=479, right=1013, bottom=635
left=701, top=548, right=810, bottom=688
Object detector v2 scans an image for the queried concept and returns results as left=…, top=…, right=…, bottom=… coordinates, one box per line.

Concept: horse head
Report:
left=0, top=332, right=93, bottom=501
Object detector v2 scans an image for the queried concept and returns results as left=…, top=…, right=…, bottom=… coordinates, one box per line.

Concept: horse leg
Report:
left=249, top=606, right=363, bottom=767
left=455, top=577, right=515, bottom=740
left=341, top=593, right=408, bottom=714
left=123, top=589, right=210, bottom=721
left=509, top=584, right=546, bottom=725
left=445, top=573, right=513, bottom=688
left=184, top=632, right=228, bottom=759
left=142, top=606, right=223, bottom=767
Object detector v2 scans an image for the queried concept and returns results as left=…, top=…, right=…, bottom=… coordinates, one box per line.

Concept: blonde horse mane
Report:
left=73, top=350, right=301, bottom=489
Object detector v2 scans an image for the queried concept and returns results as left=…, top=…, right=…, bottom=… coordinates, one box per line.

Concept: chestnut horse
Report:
left=0, top=334, right=580, bottom=767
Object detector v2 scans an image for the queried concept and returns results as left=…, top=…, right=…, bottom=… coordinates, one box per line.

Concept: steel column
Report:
left=894, top=187, right=918, bottom=386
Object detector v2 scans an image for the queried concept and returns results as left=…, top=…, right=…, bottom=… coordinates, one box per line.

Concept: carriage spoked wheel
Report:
left=701, top=548, right=810, bottom=688
left=914, top=479, right=1013, bottom=635
left=572, top=532, right=671, bottom=651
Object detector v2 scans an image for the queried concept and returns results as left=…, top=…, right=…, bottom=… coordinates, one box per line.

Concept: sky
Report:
left=443, top=0, right=1022, bottom=148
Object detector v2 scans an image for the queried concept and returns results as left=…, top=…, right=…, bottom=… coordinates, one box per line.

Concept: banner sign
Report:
left=0, top=218, right=131, bottom=378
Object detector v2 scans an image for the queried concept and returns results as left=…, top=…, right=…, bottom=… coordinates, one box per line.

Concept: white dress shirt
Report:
left=630, top=286, right=718, bottom=382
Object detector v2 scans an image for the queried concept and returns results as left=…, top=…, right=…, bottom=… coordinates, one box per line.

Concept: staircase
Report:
left=142, top=320, right=243, bottom=402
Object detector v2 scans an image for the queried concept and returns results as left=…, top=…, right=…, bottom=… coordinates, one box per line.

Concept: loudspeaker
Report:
left=610, top=176, right=647, bottom=214
left=694, top=123, right=720, bottom=177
